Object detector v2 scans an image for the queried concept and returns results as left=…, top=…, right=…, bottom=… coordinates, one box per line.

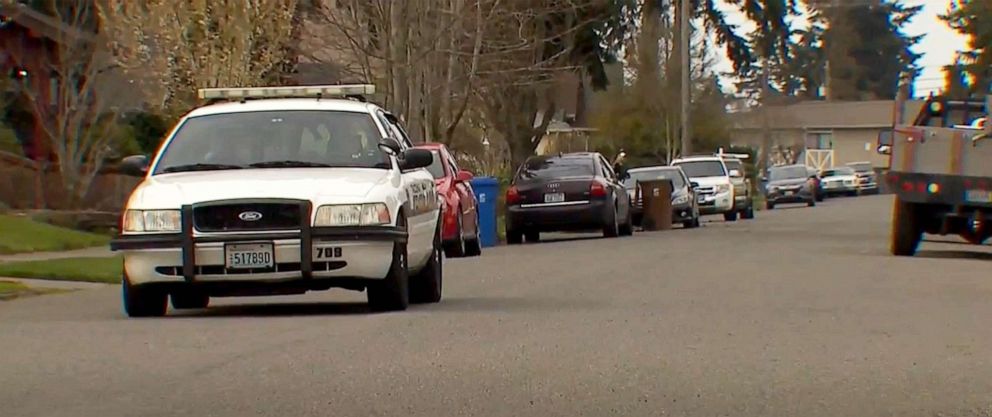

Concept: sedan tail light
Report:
left=589, top=180, right=608, bottom=198
left=506, top=185, right=520, bottom=205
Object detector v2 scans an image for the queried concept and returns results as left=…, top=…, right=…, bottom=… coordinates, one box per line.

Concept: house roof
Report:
left=0, top=2, right=94, bottom=43
left=731, top=99, right=926, bottom=130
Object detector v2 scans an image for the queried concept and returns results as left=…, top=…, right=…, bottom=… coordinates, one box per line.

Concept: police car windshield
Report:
left=425, top=151, right=446, bottom=179
left=623, top=169, right=684, bottom=189
left=153, top=110, right=389, bottom=174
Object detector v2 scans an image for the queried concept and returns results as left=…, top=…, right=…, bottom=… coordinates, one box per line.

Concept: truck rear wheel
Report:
left=891, top=198, right=923, bottom=256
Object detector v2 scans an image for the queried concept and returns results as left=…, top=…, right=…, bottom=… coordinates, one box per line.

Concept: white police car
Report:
left=111, top=85, right=442, bottom=317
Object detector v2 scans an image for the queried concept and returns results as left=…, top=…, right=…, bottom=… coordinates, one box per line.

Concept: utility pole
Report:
left=679, top=0, right=691, bottom=157
left=760, top=66, right=772, bottom=177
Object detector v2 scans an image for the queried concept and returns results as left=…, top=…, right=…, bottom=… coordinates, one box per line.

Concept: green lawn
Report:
left=0, top=280, right=27, bottom=295
left=0, top=256, right=122, bottom=283
left=0, top=280, right=67, bottom=300
left=0, top=214, right=111, bottom=254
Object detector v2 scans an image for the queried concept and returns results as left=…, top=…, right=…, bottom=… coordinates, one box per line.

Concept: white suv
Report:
left=671, top=155, right=738, bottom=221
left=110, top=85, right=442, bottom=317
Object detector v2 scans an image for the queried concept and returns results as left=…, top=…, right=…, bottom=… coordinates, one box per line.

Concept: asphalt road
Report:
left=3, top=194, right=992, bottom=417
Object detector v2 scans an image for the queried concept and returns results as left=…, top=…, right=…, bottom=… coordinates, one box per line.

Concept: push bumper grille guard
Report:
left=110, top=202, right=407, bottom=282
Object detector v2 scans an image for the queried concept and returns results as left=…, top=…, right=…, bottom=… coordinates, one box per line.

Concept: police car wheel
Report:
left=411, top=224, right=443, bottom=304
left=122, top=275, right=167, bottom=318
left=368, top=216, right=410, bottom=312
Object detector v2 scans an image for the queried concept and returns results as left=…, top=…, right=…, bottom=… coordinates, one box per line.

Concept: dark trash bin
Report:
left=638, top=179, right=673, bottom=231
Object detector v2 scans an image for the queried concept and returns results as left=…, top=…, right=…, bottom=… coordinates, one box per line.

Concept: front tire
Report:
left=368, top=215, right=410, bottom=312
left=807, top=199, right=816, bottom=207
left=410, top=223, right=443, bottom=304
left=723, top=210, right=738, bottom=222
left=741, top=204, right=755, bottom=219
left=765, top=201, right=775, bottom=210
left=122, top=276, right=167, bottom=318
left=891, top=198, right=923, bottom=256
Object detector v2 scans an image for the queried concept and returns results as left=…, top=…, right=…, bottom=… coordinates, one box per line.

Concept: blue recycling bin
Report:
left=470, top=176, right=499, bottom=247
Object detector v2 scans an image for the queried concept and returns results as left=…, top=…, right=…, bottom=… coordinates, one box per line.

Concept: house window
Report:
left=805, top=130, right=833, bottom=149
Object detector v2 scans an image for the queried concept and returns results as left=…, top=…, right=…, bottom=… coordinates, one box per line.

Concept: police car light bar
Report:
left=197, top=84, right=376, bottom=100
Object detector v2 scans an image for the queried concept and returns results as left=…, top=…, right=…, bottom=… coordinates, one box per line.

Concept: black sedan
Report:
left=505, top=152, right=634, bottom=243
left=763, top=164, right=816, bottom=209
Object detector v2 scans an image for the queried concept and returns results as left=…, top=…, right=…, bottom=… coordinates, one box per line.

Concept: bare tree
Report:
left=100, top=0, right=299, bottom=116
left=303, top=0, right=488, bottom=144
left=4, top=0, right=121, bottom=208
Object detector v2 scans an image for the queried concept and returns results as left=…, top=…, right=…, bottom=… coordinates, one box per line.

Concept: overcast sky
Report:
left=710, top=0, right=970, bottom=97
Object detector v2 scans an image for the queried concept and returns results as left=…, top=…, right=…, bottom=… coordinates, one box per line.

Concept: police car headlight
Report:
left=123, top=209, right=181, bottom=233
left=715, top=184, right=731, bottom=194
left=672, top=195, right=689, bottom=205
left=314, top=203, right=391, bottom=226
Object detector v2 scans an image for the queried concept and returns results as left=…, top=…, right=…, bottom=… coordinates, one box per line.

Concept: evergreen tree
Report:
left=812, top=0, right=922, bottom=100
left=941, top=0, right=992, bottom=97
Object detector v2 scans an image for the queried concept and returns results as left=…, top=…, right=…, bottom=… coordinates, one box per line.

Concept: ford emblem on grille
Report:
left=238, top=211, right=263, bottom=221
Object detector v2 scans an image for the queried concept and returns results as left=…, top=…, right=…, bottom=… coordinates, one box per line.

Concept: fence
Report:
left=0, top=152, right=139, bottom=211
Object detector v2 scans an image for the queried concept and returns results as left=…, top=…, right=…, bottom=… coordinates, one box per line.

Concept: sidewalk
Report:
left=0, top=246, right=113, bottom=264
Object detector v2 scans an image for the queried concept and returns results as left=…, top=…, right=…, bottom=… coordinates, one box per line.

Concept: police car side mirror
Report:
left=377, top=138, right=402, bottom=156
left=399, top=148, right=433, bottom=170
left=119, top=154, right=149, bottom=177
left=728, top=169, right=741, bottom=177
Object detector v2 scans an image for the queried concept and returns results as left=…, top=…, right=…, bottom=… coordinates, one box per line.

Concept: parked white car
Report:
left=110, top=85, right=442, bottom=317
left=671, top=155, right=738, bottom=221
left=819, top=166, right=860, bottom=197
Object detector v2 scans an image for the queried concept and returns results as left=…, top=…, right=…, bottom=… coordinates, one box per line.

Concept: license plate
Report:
left=314, top=246, right=343, bottom=261
left=225, top=242, right=274, bottom=269
left=785, top=190, right=794, bottom=196
left=966, top=190, right=992, bottom=203
left=544, top=192, right=565, bottom=203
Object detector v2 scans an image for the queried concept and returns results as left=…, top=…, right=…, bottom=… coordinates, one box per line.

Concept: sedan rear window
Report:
left=623, top=169, right=685, bottom=189
left=517, top=157, right=594, bottom=180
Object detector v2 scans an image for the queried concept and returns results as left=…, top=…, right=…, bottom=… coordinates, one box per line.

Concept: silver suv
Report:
left=720, top=157, right=755, bottom=219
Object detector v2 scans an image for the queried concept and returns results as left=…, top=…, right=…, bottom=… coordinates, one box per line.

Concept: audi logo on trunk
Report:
left=238, top=211, right=263, bottom=221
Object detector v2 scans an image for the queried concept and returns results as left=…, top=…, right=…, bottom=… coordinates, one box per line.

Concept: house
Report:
left=729, top=99, right=925, bottom=171
left=534, top=63, right=623, bottom=155
left=0, top=2, right=139, bottom=162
